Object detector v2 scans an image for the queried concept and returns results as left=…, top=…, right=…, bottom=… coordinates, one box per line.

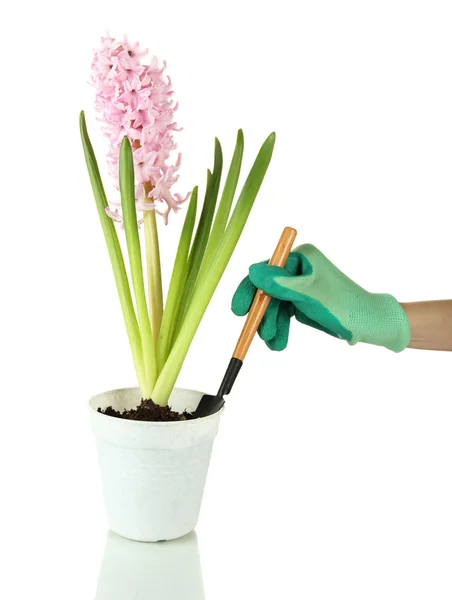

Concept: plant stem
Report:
left=143, top=184, right=163, bottom=354
left=80, top=112, right=147, bottom=395
left=120, top=138, right=157, bottom=397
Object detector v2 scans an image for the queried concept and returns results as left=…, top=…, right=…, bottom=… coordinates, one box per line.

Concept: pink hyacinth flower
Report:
left=91, top=35, right=189, bottom=224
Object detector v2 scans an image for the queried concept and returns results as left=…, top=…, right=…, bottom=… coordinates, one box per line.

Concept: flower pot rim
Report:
left=89, top=385, right=224, bottom=426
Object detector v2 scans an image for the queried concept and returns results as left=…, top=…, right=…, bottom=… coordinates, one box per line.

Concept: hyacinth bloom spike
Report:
left=90, top=35, right=187, bottom=222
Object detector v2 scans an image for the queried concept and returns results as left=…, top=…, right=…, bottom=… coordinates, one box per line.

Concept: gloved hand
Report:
left=232, top=244, right=411, bottom=352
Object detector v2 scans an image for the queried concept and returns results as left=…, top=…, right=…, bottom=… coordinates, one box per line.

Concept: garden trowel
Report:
left=194, top=226, right=297, bottom=418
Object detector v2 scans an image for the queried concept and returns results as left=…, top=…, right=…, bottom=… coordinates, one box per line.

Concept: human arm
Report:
left=401, top=301, right=452, bottom=351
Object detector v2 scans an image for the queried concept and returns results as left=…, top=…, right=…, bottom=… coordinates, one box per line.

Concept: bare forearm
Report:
left=400, top=301, right=452, bottom=351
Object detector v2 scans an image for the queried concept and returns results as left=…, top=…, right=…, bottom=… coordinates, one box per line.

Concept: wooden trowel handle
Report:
left=233, top=226, right=297, bottom=362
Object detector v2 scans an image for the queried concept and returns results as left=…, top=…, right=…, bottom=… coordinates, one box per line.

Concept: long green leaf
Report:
left=79, top=112, right=146, bottom=392
left=119, top=137, right=157, bottom=397
left=152, top=132, right=276, bottom=405
left=197, top=129, right=244, bottom=282
left=187, top=138, right=223, bottom=276
left=186, top=169, right=213, bottom=275
left=157, top=187, right=198, bottom=370
left=170, top=140, right=223, bottom=343
left=186, top=141, right=223, bottom=279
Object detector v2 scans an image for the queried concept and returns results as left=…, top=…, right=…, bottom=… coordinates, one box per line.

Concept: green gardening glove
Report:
left=231, top=244, right=411, bottom=352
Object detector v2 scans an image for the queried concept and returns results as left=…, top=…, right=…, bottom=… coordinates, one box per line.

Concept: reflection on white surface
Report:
left=95, top=530, right=205, bottom=600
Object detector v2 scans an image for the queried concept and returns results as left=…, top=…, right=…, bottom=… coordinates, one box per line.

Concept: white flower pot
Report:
left=95, top=530, right=204, bottom=600
left=89, top=387, right=223, bottom=542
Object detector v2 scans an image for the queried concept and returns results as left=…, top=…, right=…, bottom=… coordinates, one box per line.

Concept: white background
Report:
left=2, top=1, right=452, bottom=598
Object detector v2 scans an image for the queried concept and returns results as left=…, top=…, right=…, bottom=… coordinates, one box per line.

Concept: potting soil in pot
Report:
left=98, top=398, right=196, bottom=422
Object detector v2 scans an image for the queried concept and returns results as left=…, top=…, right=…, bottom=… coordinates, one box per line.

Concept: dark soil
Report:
left=98, top=398, right=195, bottom=422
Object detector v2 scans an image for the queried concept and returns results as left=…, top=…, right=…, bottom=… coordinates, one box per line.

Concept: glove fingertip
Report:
left=231, top=276, right=256, bottom=316
left=268, top=304, right=292, bottom=351
left=259, top=298, right=279, bottom=341
left=265, top=336, right=288, bottom=351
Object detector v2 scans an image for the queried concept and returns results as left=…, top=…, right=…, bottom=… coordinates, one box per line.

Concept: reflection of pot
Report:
left=90, top=387, right=223, bottom=542
left=95, top=530, right=205, bottom=600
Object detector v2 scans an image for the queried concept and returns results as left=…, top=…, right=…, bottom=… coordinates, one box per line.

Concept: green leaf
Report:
left=186, top=169, right=213, bottom=276
left=152, top=132, right=276, bottom=405
left=197, top=129, right=244, bottom=281
left=171, top=139, right=224, bottom=343
left=157, top=186, right=198, bottom=370
left=79, top=112, right=147, bottom=392
left=188, top=139, right=223, bottom=276
left=119, top=137, right=157, bottom=396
